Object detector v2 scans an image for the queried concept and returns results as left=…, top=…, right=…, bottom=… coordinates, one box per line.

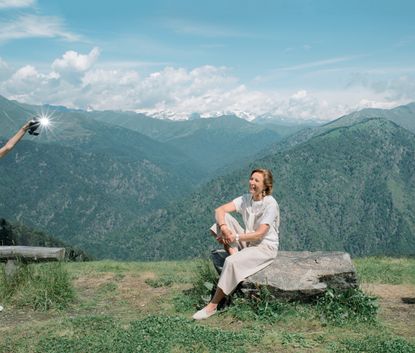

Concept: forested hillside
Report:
left=1, top=94, right=414, bottom=260
left=0, top=138, right=197, bottom=246
left=0, top=96, right=283, bottom=250
left=108, top=118, right=415, bottom=260
left=88, top=112, right=284, bottom=173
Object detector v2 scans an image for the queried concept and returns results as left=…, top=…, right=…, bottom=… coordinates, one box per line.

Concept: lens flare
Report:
left=33, top=108, right=58, bottom=137
left=39, top=116, right=50, bottom=126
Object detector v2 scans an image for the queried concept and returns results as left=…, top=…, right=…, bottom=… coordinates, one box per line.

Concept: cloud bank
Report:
left=1, top=48, right=414, bottom=121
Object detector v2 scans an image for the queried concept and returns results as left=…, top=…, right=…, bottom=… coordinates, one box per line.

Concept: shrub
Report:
left=227, top=286, right=304, bottom=323
left=316, top=287, right=378, bottom=326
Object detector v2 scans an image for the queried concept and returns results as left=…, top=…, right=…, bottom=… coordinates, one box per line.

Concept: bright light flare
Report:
left=39, top=116, right=50, bottom=126
left=35, top=110, right=57, bottom=136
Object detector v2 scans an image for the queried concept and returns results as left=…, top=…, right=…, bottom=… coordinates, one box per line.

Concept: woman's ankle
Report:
left=206, top=303, right=218, bottom=312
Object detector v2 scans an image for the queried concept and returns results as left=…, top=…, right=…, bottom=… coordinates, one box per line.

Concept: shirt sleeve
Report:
left=232, top=195, right=243, bottom=213
left=259, top=199, right=278, bottom=225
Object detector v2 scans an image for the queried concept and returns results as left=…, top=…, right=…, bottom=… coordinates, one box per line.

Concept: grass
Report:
left=0, top=256, right=414, bottom=353
left=0, top=261, right=75, bottom=311
left=15, top=315, right=259, bottom=353
left=354, top=256, right=415, bottom=284
left=329, top=335, right=415, bottom=353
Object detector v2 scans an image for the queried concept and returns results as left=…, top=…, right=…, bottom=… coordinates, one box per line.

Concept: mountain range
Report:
left=0, top=95, right=290, bottom=251
left=1, top=95, right=414, bottom=260
left=103, top=117, right=415, bottom=260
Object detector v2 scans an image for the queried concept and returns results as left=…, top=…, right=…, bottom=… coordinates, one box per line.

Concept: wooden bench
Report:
left=0, top=246, right=65, bottom=278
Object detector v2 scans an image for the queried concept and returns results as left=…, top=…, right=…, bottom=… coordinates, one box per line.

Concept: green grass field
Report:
left=1, top=257, right=414, bottom=353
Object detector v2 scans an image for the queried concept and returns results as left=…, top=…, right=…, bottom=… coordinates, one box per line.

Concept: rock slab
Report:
left=211, top=250, right=358, bottom=301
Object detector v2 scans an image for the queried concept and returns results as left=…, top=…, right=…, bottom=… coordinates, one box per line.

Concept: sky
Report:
left=0, top=0, right=414, bottom=121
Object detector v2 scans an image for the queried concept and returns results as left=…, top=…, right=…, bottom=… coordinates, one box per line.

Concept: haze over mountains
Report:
left=1, top=95, right=414, bottom=260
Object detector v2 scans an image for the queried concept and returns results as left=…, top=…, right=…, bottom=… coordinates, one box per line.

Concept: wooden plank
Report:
left=0, top=246, right=65, bottom=262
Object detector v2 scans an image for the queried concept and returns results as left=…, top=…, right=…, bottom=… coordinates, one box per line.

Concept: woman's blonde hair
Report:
left=250, top=169, right=273, bottom=196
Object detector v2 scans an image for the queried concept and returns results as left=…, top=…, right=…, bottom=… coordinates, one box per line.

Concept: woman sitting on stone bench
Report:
left=193, top=168, right=280, bottom=320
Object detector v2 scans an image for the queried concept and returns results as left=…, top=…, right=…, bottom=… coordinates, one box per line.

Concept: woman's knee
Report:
left=224, top=254, right=238, bottom=267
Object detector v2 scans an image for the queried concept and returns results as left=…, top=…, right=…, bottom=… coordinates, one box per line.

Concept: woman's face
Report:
left=249, top=172, right=265, bottom=198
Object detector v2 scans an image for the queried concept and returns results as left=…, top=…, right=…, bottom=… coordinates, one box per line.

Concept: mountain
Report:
left=0, top=95, right=35, bottom=136
left=3, top=95, right=414, bottom=260
left=1, top=96, right=284, bottom=177
left=87, top=111, right=283, bottom=173
left=271, top=102, right=415, bottom=153
left=108, top=118, right=415, bottom=260
left=0, top=96, right=205, bottom=184
left=0, top=135, right=204, bottom=254
left=0, top=96, right=283, bottom=256
left=326, top=103, right=415, bottom=133
left=252, top=114, right=322, bottom=136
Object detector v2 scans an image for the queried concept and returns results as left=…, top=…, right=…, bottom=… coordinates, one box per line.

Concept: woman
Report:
left=193, top=168, right=280, bottom=320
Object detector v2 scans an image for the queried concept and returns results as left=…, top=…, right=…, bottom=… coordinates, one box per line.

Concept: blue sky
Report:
left=0, top=0, right=414, bottom=120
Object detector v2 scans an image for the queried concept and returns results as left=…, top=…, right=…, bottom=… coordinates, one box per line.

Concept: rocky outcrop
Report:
left=211, top=250, right=358, bottom=301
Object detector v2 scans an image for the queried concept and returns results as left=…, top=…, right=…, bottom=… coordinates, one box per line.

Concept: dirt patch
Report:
left=73, top=273, right=115, bottom=291
left=72, top=270, right=182, bottom=319
left=0, top=308, right=54, bottom=332
left=362, top=283, right=415, bottom=300
left=361, top=283, right=415, bottom=338
left=0, top=271, right=166, bottom=330
left=117, top=273, right=170, bottom=311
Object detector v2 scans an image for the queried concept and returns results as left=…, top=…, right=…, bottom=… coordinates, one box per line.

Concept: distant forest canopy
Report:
left=113, top=118, right=415, bottom=261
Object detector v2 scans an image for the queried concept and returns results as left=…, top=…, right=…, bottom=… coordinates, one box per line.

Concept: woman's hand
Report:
left=219, top=225, right=235, bottom=244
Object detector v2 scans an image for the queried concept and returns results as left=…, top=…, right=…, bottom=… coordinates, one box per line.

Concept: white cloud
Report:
left=347, top=71, right=415, bottom=106
left=82, top=69, right=139, bottom=86
left=52, top=47, right=100, bottom=73
left=0, top=0, right=34, bottom=9
left=356, top=99, right=401, bottom=110
left=11, top=65, right=38, bottom=80
left=0, top=14, right=80, bottom=43
left=1, top=49, right=414, bottom=121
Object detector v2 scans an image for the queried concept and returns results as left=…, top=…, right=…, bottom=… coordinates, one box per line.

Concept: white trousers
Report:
left=210, top=214, right=278, bottom=295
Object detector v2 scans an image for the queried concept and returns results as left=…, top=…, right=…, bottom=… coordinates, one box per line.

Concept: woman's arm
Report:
left=215, top=201, right=237, bottom=243
left=237, top=224, right=270, bottom=242
left=0, top=122, right=30, bottom=158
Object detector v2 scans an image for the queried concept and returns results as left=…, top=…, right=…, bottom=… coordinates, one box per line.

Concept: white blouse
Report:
left=233, top=194, right=280, bottom=247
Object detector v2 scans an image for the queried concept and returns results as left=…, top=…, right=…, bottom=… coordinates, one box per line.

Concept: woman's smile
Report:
left=249, top=172, right=265, bottom=200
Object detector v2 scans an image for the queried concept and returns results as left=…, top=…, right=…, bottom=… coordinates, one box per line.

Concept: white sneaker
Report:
left=0, top=305, right=3, bottom=312
left=192, top=307, right=217, bottom=320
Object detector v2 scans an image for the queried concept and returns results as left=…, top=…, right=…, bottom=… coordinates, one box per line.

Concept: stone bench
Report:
left=0, top=246, right=65, bottom=278
left=211, top=250, right=358, bottom=301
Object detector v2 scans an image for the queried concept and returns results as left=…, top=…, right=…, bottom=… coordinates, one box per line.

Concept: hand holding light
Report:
left=27, top=116, right=50, bottom=136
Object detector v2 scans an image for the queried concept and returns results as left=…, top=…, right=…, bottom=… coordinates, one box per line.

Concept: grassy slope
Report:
left=0, top=257, right=414, bottom=353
